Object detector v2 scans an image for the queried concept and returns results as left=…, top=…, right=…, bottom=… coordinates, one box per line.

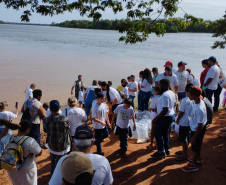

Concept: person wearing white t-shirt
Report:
left=128, top=75, right=138, bottom=108
left=174, top=61, right=192, bottom=101
left=78, top=87, right=85, bottom=108
left=163, top=61, right=177, bottom=74
left=137, top=70, right=144, bottom=111
left=0, top=101, right=18, bottom=153
left=175, top=83, right=193, bottom=161
left=91, top=92, right=109, bottom=156
left=139, top=68, right=154, bottom=111
left=155, top=65, right=179, bottom=93
left=120, top=79, right=129, bottom=98
left=204, top=56, right=220, bottom=104
left=49, top=125, right=113, bottom=185
left=181, top=86, right=207, bottom=172
left=151, top=79, right=175, bottom=159
left=25, top=83, right=36, bottom=101
left=112, top=98, right=136, bottom=156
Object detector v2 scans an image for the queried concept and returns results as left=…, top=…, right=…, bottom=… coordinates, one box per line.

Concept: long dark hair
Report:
left=143, top=68, right=153, bottom=84
left=2, top=120, right=31, bottom=133
left=100, top=81, right=110, bottom=102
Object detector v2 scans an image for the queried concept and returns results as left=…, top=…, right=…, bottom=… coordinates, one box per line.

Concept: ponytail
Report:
left=100, top=81, right=111, bottom=102
left=2, top=120, right=31, bottom=133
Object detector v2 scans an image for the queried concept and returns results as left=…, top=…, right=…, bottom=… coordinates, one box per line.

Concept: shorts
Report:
left=190, top=126, right=206, bottom=153
left=178, top=126, right=190, bottom=143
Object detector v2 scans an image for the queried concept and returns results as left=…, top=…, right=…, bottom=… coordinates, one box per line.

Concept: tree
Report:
left=0, top=0, right=211, bottom=44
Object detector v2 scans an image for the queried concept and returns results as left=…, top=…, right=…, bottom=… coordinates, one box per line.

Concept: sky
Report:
left=0, top=0, right=225, bottom=24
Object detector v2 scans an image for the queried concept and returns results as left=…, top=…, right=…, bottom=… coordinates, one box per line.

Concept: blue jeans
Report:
left=27, top=123, right=40, bottom=146
left=213, top=84, right=222, bottom=111
left=84, top=90, right=96, bottom=122
left=129, top=95, right=135, bottom=108
left=84, top=103, right=92, bottom=122
left=178, top=92, right=186, bottom=101
left=139, top=91, right=152, bottom=111
left=94, top=129, right=106, bottom=152
left=117, top=126, right=129, bottom=153
left=50, top=153, right=64, bottom=177
left=154, top=116, right=173, bottom=152
left=206, top=88, right=215, bottom=104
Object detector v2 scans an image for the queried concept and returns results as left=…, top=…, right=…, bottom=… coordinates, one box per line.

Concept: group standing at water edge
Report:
left=0, top=56, right=226, bottom=184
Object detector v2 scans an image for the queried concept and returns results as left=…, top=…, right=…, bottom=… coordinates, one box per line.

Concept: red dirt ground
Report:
left=0, top=110, right=226, bottom=185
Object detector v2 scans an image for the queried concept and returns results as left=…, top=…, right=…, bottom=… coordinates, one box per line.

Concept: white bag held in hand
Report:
left=136, top=120, right=149, bottom=143
left=171, top=122, right=179, bottom=133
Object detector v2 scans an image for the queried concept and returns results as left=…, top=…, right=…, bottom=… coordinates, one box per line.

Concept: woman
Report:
left=62, top=97, right=87, bottom=138
left=186, top=69, right=200, bottom=86
left=138, top=70, right=144, bottom=110
left=1, top=120, right=42, bottom=185
left=139, top=68, right=153, bottom=111
left=0, top=101, right=18, bottom=153
left=100, top=81, right=123, bottom=113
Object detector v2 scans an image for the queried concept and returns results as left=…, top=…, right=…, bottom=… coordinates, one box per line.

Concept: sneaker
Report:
left=42, top=143, right=48, bottom=149
left=188, top=157, right=203, bottom=164
left=151, top=151, right=165, bottom=159
left=181, top=163, right=198, bottom=172
left=165, top=151, right=170, bottom=157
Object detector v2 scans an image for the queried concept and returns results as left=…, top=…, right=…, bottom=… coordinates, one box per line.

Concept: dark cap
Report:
left=130, top=75, right=135, bottom=78
left=127, top=76, right=131, bottom=79
left=152, top=67, right=158, bottom=72
left=178, top=61, right=187, bottom=67
left=208, top=56, right=217, bottom=63
left=165, top=65, right=172, bottom=71
left=96, top=92, right=104, bottom=98
left=164, top=61, right=173, bottom=67
left=74, top=125, right=93, bottom=140
left=50, top=100, right=60, bottom=110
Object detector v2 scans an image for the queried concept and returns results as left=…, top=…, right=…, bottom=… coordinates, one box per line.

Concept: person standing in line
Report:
left=25, top=83, right=36, bottom=101
left=151, top=79, right=175, bottom=158
left=44, top=100, right=71, bottom=176
left=71, top=75, right=85, bottom=100
left=203, top=56, right=220, bottom=105
left=139, top=68, right=153, bottom=111
left=181, top=86, right=207, bottom=172
left=174, top=61, right=192, bottom=101
left=120, top=79, right=129, bottom=98
left=78, top=86, right=85, bottom=108
left=200, top=59, right=210, bottom=88
left=155, top=65, right=179, bottom=93
left=21, top=89, right=46, bottom=146
left=163, top=61, right=177, bottom=74
left=128, top=75, right=138, bottom=108
left=137, top=71, right=144, bottom=111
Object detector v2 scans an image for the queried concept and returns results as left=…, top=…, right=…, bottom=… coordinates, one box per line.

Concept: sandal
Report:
left=219, top=132, right=226, bottom=137
left=220, top=127, right=226, bottom=132
left=175, top=156, right=188, bottom=161
left=175, top=151, right=183, bottom=155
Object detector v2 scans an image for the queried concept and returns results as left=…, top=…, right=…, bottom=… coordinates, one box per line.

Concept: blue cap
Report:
left=96, top=92, right=104, bottom=98
left=50, top=100, right=60, bottom=111
left=208, top=56, right=217, bottom=63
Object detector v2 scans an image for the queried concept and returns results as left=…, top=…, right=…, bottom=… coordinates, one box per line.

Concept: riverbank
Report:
left=0, top=109, right=225, bottom=185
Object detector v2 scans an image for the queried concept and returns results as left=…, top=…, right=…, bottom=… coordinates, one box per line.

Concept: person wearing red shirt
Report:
left=200, top=59, right=210, bottom=88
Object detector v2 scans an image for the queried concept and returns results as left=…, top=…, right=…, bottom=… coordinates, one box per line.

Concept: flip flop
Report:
left=220, top=127, right=226, bottom=132
left=175, top=156, right=188, bottom=161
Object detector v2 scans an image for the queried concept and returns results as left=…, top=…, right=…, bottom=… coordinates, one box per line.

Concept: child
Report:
left=121, top=79, right=128, bottom=99
left=91, top=92, right=109, bottom=156
left=111, top=98, right=136, bottom=157
left=148, top=87, right=161, bottom=150
left=78, top=87, right=84, bottom=108
left=181, top=86, right=207, bottom=172
left=175, top=83, right=193, bottom=161
left=42, top=102, right=49, bottom=149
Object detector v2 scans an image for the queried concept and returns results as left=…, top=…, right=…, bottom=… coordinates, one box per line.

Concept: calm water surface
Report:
left=0, top=24, right=226, bottom=112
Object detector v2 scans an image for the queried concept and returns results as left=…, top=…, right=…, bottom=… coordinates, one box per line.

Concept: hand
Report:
left=102, top=121, right=106, bottom=126
left=176, top=119, right=179, bottom=125
left=133, top=125, right=136, bottom=131
left=191, top=136, right=196, bottom=145
left=107, top=122, right=112, bottom=128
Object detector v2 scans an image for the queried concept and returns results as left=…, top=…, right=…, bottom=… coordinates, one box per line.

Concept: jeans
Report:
left=137, top=91, right=141, bottom=110
left=27, top=123, right=40, bottom=146
left=94, top=129, right=106, bottom=152
left=178, top=92, right=186, bottom=101
left=129, top=95, right=135, bottom=108
left=206, top=88, right=215, bottom=104
left=213, top=84, right=222, bottom=111
left=154, top=116, right=173, bottom=152
left=84, top=90, right=96, bottom=122
left=50, top=153, right=64, bottom=176
left=139, top=91, right=152, bottom=111
left=117, top=126, right=129, bottom=153
left=84, top=103, right=92, bottom=122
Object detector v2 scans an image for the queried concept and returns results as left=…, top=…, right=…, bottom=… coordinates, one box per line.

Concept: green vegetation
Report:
left=0, top=20, right=4, bottom=24
left=52, top=18, right=213, bottom=33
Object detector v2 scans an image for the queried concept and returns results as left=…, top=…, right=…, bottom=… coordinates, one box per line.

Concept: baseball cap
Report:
left=164, top=61, right=173, bottom=67
left=208, top=56, right=217, bottom=63
left=60, top=152, right=94, bottom=184
left=96, top=92, right=104, bottom=99
left=165, top=65, right=172, bottom=71
left=74, top=125, right=93, bottom=140
left=130, top=75, right=135, bottom=78
left=152, top=67, right=158, bottom=72
left=178, top=61, right=187, bottom=67
left=50, top=100, right=60, bottom=110
left=190, top=86, right=202, bottom=98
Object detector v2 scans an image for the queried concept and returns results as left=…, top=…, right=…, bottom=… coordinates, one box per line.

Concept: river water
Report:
left=0, top=24, right=226, bottom=112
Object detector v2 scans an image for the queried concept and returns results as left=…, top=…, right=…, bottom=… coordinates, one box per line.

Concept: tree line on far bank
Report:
left=51, top=18, right=214, bottom=33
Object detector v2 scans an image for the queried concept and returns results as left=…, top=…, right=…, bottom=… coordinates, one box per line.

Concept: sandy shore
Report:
left=0, top=110, right=226, bottom=185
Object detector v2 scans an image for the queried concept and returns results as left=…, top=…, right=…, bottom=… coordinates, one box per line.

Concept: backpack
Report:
left=0, top=135, right=29, bottom=171
left=21, top=100, right=31, bottom=122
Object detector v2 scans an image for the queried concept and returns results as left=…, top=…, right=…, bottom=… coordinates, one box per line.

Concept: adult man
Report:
left=44, top=100, right=71, bottom=176
left=203, top=56, right=220, bottom=104
left=49, top=125, right=114, bottom=185
left=128, top=75, right=138, bottom=108
left=21, top=89, right=45, bottom=145
left=200, top=59, right=210, bottom=88
left=164, top=61, right=177, bottom=74
left=155, top=66, right=179, bottom=93
left=71, top=75, right=85, bottom=99
left=174, top=61, right=192, bottom=101
left=25, top=83, right=36, bottom=101
left=151, top=79, right=176, bottom=158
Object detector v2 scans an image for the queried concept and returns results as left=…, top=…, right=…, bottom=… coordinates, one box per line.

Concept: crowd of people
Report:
left=0, top=56, right=226, bottom=185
